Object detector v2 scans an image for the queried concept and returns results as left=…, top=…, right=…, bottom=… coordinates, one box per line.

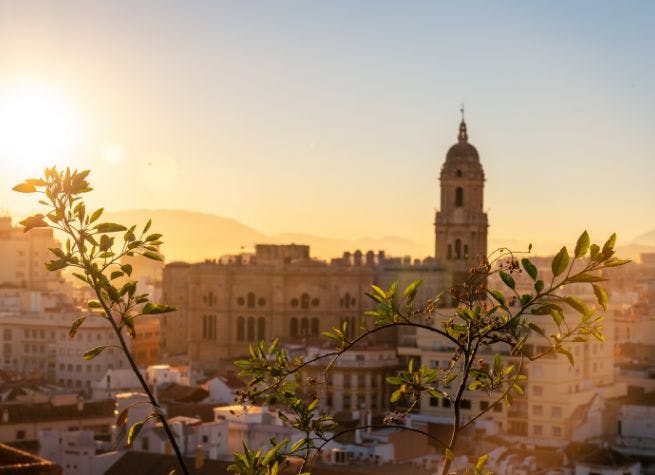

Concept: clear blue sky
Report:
left=1, top=0, right=653, bottom=254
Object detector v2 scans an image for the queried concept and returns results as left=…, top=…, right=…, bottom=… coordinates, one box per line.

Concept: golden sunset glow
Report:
left=0, top=82, right=83, bottom=174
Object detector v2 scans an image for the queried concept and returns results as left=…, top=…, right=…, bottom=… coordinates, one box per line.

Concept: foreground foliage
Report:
left=233, top=232, right=628, bottom=474
left=14, top=168, right=189, bottom=475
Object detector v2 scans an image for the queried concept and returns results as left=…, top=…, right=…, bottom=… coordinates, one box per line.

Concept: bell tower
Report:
left=434, top=111, right=488, bottom=285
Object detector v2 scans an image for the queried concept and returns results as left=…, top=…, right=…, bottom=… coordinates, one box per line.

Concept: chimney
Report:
left=353, top=250, right=362, bottom=266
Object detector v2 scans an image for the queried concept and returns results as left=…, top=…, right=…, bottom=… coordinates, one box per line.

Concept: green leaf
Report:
left=142, top=251, right=163, bottom=261
left=88, top=300, right=102, bottom=309
left=499, top=271, right=515, bottom=290
left=386, top=376, right=402, bottom=385
left=390, top=389, right=402, bottom=403
left=604, top=258, right=630, bottom=268
left=551, top=247, right=569, bottom=277
left=592, top=284, right=608, bottom=310
left=528, top=322, right=545, bottom=337
left=83, top=346, right=109, bottom=360
left=602, top=233, right=617, bottom=254
left=575, top=231, right=590, bottom=258
left=556, top=347, right=574, bottom=366
left=142, top=303, right=176, bottom=314
left=403, top=279, right=422, bottom=304
left=534, top=280, right=544, bottom=293
left=145, top=233, right=163, bottom=242
left=568, top=273, right=607, bottom=283
left=488, top=289, right=506, bottom=306
left=121, top=264, right=133, bottom=277
left=521, top=258, right=538, bottom=280
left=13, top=182, right=37, bottom=193
left=89, top=207, right=104, bottom=223
left=116, top=408, right=129, bottom=427
left=69, top=317, right=87, bottom=338
left=20, top=214, right=49, bottom=232
left=110, top=271, right=124, bottom=280
left=94, top=222, right=128, bottom=233
left=475, top=453, right=489, bottom=474
left=564, top=296, right=591, bottom=316
left=143, top=219, right=152, bottom=234
left=590, top=244, right=601, bottom=260
left=127, top=421, right=144, bottom=447
left=45, top=260, right=67, bottom=271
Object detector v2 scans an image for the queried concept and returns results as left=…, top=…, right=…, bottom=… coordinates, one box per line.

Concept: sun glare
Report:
left=0, top=82, right=83, bottom=174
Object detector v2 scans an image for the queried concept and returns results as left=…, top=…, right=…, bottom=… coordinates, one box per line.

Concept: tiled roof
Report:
left=0, top=443, right=61, bottom=474
left=157, top=383, right=208, bottom=403
left=0, top=399, right=114, bottom=425
left=105, top=451, right=230, bottom=475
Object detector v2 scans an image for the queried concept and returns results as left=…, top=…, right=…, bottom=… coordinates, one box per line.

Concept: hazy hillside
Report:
left=103, top=209, right=431, bottom=262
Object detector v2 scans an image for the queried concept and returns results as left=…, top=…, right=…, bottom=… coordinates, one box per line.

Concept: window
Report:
left=343, top=374, right=351, bottom=389
left=532, top=385, right=543, bottom=396
left=493, top=402, right=502, bottom=413
left=202, top=435, right=208, bottom=443
left=247, top=292, right=255, bottom=308
left=311, top=318, right=319, bottom=337
left=551, top=406, right=562, bottom=418
left=532, top=405, right=543, bottom=416
left=257, top=317, right=265, bottom=341
left=533, top=425, right=543, bottom=436
left=463, top=244, right=469, bottom=259
left=301, top=293, right=310, bottom=309
left=461, top=399, right=471, bottom=410
left=552, top=426, right=562, bottom=437
left=290, top=318, right=298, bottom=338
left=2, top=329, right=11, bottom=341
left=442, top=399, right=451, bottom=408
left=16, top=430, right=25, bottom=440
left=447, top=244, right=452, bottom=259
left=430, top=397, right=440, bottom=407
left=300, top=318, right=309, bottom=336
left=455, top=187, right=464, bottom=207
left=480, top=401, right=489, bottom=411
left=455, top=239, right=462, bottom=259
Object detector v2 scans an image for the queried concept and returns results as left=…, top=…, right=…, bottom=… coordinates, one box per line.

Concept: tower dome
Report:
left=441, top=120, right=484, bottom=180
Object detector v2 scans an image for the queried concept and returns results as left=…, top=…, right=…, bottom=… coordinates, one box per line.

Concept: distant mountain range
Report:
left=103, top=209, right=432, bottom=262
left=104, top=209, right=655, bottom=263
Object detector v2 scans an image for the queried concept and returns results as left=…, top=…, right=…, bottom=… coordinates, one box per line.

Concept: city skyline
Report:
left=1, top=1, right=654, bottom=256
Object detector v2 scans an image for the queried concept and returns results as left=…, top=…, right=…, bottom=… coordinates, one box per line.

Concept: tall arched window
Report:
left=455, top=187, right=464, bottom=207
left=300, top=318, right=309, bottom=336
left=290, top=318, right=299, bottom=337
left=311, top=318, right=319, bottom=336
left=350, top=317, right=357, bottom=339
left=455, top=239, right=462, bottom=259
left=257, top=317, right=265, bottom=341
left=247, top=317, right=255, bottom=341
left=463, top=244, right=469, bottom=259
left=247, top=292, right=256, bottom=308
left=301, top=293, right=310, bottom=309
left=236, top=317, right=245, bottom=342
left=447, top=245, right=452, bottom=260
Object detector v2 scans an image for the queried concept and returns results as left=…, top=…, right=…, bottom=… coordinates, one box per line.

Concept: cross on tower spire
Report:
left=458, top=104, right=468, bottom=142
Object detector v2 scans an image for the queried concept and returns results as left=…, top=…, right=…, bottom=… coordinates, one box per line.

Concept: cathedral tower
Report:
left=434, top=115, right=488, bottom=285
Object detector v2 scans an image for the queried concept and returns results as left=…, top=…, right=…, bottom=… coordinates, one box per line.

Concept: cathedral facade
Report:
left=160, top=117, right=487, bottom=369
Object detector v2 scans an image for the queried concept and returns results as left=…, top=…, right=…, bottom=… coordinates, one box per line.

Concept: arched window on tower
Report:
left=463, top=244, right=469, bottom=259
left=456, top=169, right=463, bottom=177
left=311, top=318, right=319, bottom=336
left=447, top=245, right=452, bottom=260
left=290, top=318, right=298, bottom=338
left=455, top=239, right=462, bottom=259
left=455, top=187, right=464, bottom=207
left=300, top=318, right=309, bottom=336
left=301, top=293, right=310, bottom=309
left=247, top=317, right=255, bottom=341
left=257, top=317, right=265, bottom=341
left=237, top=317, right=245, bottom=341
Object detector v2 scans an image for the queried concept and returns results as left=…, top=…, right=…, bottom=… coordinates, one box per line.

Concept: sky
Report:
left=0, top=1, right=653, bottom=255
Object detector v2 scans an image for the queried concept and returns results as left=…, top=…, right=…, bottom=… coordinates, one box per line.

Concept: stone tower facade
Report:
left=434, top=118, right=488, bottom=284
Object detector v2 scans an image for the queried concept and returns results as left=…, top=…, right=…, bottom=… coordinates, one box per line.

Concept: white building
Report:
left=39, top=429, right=121, bottom=475
left=0, top=307, right=130, bottom=390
